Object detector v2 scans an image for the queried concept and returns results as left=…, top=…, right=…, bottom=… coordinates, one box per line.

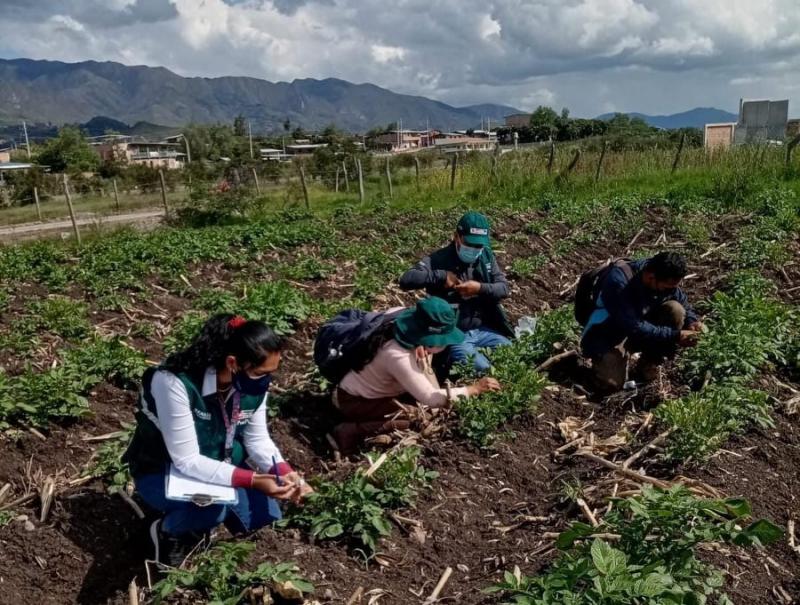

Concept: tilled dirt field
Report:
left=0, top=209, right=798, bottom=604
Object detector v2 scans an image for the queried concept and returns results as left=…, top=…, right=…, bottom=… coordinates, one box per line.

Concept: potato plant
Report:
left=681, top=272, right=795, bottom=384
left=0, top=337, right=146, bottom=429
left=488, top=486, right=782, bottom=604
left=152, top=541, right=313, bottom=605
left=283, top=447, right=436, bottom=556
left=456, top=306, right=577, bottom=446
left=655, top=383, right=772, bottom=462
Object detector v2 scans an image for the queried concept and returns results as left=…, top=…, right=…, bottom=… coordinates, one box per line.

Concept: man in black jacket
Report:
left=399, top=211, right=513, bottom=373
left=581, top=252, right=702, bottom=391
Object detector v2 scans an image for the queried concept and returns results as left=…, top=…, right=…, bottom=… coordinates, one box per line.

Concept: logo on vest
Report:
left=237, top=410, right=255, bottom=425
left=193, top=409, right=212, bottom=421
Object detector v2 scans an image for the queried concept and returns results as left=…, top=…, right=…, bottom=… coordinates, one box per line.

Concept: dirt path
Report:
left=0, top=210, right=165, bottom=241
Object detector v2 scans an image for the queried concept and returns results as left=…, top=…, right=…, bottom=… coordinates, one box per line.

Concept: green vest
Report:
left=125, top=366, right=265, bottom=477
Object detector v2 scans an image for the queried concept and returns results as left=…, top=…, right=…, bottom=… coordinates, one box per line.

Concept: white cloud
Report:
left=1, top=0, right=800, bottom=116
left=371, top=45, right=407, bottom=64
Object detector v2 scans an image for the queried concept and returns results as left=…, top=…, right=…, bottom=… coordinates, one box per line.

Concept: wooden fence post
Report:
left=385, top=156, right=393, bottom=199
left=342, top=161, right=350, bottom=192
left=298, top=164, right=310, bottom=209
left=557, top=149, right=581, bottom=184
left=252, top=168, right=261, bottom=194
left=335, top=166, right=340, bottom=193
left=62, top=174, right=81, bottom=245
left=547, top=140, right=556, bottom=174
left=33, top=186, right=43, bottom=221
left=158, top=169, right=170, bottom=216
left=786, top=134, right=800, bottom=167
left=671, top=133, right=686, bottom=175
left=595, top=140, right=608, bottom=183
left=414, top=156, right=421, bottom=190
left=490, top=145, right=501, bottom=183
left=356, top=158, right=365, bottom=203
left=112, top=178, right=120, bottom=213
left=450, top=153, right=458, bottom=190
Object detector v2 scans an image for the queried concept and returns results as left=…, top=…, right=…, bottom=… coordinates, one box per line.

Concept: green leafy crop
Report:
left=152, top=541, right=313, bottom=605
left=456, top=307, right=576, bottom=446
left=82, top=424, right=134, bottom=493
left=682, top=274, right=795, bottom=384
left=487, top=486, right=782, bottom=605
left=284, top=447, right=435, bottom=556
left=655, top=383, right=772, bottom=462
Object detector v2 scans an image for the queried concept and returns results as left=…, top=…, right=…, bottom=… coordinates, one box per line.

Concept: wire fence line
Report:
left=1, top=139, right=797, bottom=237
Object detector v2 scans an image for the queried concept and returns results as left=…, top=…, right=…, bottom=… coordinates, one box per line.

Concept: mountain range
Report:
left=0, top=58, right=519, bottom=133
left=596, top=107, right=738, bottom=129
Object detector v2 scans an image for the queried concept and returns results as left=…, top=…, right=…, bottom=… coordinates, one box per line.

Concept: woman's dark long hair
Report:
left=349, top=321, right=397, bottom=374
left=163, top=313, right=285, bottom=376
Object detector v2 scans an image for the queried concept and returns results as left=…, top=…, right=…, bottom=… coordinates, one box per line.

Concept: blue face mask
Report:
left=233, top=372, right=272, bottom=396
left=457, top=242, right=483, bottom=265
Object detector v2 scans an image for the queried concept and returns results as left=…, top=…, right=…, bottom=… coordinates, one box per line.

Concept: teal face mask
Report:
left=457, top=242, right=483, bottom=264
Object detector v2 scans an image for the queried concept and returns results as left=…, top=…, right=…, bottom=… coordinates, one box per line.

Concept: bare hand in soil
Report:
left=688, top=321, right=705, bottom=333
left=444, top=271, right=461, bottom=289
left=454, top=280, right=481, bottom=297
left=678, top=330, right=700, bottom=347
left=252, top=474, right=301, bottom=500
left=470, top=377, right=501, bottom=396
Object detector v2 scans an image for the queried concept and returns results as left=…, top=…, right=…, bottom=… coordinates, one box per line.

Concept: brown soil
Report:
left=0, top=208, right=798, bottom=605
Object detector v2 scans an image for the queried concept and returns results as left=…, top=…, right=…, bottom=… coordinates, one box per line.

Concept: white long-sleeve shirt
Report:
left=150, top=367, right=285, bottom=486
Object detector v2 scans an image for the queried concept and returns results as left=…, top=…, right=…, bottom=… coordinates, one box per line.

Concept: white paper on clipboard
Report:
left=166, top=465, right=238, bottom=505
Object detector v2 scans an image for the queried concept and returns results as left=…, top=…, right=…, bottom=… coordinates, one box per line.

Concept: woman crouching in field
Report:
left=124, top=313, right=312, bottom=566
left=333, top=297, right=501, bottom=453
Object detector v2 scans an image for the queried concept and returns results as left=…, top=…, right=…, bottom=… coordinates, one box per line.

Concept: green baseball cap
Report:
left=456, top=211, right=491, bottom=247
left=394, top=297, right=465, bottom=349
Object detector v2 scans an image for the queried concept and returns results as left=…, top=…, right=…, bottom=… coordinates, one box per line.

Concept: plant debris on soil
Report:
left=0, top=202, right=798, bottom=605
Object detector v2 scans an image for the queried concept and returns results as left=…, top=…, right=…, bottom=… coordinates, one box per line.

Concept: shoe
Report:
left=149, top=519, right=207, bottom=568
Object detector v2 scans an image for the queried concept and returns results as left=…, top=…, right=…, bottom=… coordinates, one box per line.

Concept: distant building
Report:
left=91, top=135, right=186, bottom=170
left=259, top=148, right=290, bottom=161
left=505, top=114, right=532, bottom=129
left=285, top=143, right=328, bottom=155
left=368, top=130, right=437, bottom=153
left=734, top=98, right=789, bottom=144
left=0, top=150, right=10, bottom=164
left=434, top=134, right=497, bottom=154
left=704, top=123, right=736, bottom=151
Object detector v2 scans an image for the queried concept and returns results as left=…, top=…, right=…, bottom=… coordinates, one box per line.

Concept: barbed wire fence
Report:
left=1, top=137, right=797, bottom=243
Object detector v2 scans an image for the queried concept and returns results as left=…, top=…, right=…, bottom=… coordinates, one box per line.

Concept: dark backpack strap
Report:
left=615, top=259, right=634, bottom=282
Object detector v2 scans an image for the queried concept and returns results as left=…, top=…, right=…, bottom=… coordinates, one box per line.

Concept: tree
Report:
left=529, top=106, right=559, bottom=141
left=36, top=126, right=100, bottom=173
left=233, top=115, right=247, bottom=137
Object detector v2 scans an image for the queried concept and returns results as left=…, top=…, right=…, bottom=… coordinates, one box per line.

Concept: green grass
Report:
left=0, top=189, right=185, bottom=226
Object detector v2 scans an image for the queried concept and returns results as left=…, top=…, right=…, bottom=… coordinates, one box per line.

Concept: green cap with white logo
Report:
left=456, top=211, right=491, bottom=247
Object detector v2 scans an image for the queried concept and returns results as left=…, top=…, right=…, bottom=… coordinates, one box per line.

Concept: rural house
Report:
left=91, top=135, right=186, bottom=170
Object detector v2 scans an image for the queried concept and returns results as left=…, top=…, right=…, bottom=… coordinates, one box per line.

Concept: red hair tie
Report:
left=228, top=316, right=247, bottom=329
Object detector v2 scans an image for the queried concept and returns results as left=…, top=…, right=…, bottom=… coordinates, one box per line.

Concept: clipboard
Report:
left=165, top=465, right=239, bottom=506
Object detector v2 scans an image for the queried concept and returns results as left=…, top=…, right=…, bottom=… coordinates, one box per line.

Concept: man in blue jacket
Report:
left=581, top=252, right=702, bottom=392
left=399, top=211, right=513, bottom=374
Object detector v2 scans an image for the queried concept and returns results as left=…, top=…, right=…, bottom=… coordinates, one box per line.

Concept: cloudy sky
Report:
left=1, top=0, right=799, bottom=116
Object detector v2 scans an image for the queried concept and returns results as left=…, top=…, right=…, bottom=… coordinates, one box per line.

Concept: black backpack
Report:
left=313, top=308, right=404, bottom=385
left=574, top=259, right=633, bottom=326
